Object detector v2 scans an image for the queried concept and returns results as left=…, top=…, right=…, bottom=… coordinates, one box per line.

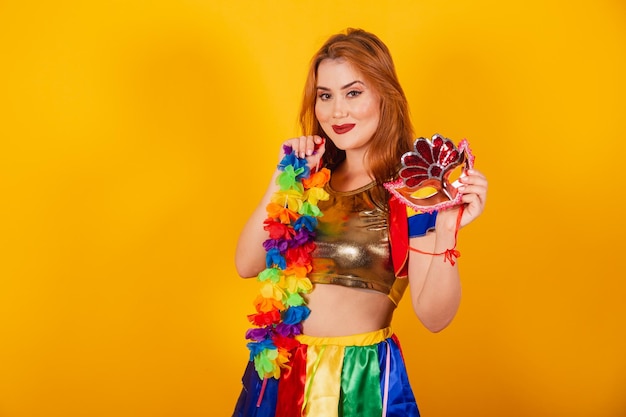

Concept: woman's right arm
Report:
left=234, top=169, right=282, bottom=277
left=234, top=135, right=325, bottom=278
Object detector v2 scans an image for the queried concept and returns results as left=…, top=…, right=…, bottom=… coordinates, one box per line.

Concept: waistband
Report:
left=295, top=327, right=393, bottom=347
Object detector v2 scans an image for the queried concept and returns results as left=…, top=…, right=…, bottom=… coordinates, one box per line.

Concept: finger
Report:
left=282, top=136, right=326, bottom=163
left=293, top=135, right=317, bottom=158
left=305, top=135, right=319, bottom=157
left=459, top=198, right=484, bottom=228
left=312, top=135, right=324, bottom=150
left=458, top=183, right=487, bottom=197
left=461, top=191, right=482, bottom=207
left=466, top=168, right=486, bottom=178
left=460, top=172, right=488, bottom=187
left=312, top=136, right=325, bottom=154
left=284, top=136, right=308, bottom=159
left=458, top=186, right=487, bottom=209
left=461, top=196, right=485, bottom=223
left=459, top=173, right=487, bottom=199
left=295, top=136, right=307, bottom=158
left=307, top=139, right=327, bottom=172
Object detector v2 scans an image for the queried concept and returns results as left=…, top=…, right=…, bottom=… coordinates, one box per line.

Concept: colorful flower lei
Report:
left=245, top=145, right=330, bottom=380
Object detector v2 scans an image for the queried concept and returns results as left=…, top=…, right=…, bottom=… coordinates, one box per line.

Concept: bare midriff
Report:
left=302, top=284, right=396, bottom=337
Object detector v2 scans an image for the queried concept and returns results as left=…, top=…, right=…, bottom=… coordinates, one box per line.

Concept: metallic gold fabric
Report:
left=310, top=182, right=408, bottom=305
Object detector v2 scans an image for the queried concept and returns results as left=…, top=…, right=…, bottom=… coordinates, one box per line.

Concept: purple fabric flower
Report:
left=245, top=327, right=273, bottom=342
left=275, top=322, right=303, bottom=338
left=263, top=238, right=290, bottom=252
left=282, top=144, right=294, bottom=156
left=291, top=229, right=314, bottom=247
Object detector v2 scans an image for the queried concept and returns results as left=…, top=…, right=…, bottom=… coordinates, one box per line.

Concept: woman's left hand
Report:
left=456, top=169, right=488, bottom=228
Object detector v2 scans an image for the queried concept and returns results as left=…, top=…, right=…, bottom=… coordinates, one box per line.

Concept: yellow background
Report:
left=1, top=1, right=625, bottom=416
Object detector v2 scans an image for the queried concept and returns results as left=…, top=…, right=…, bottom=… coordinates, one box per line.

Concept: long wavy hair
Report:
left=299, top=28, right=414, bottom=207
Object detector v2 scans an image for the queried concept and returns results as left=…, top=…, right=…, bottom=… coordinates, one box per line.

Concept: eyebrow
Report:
left=316, top=80, right=365, bottom=91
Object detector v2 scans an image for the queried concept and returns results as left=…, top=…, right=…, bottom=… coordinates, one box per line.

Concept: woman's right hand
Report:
left=234, top=135, right=327, bottom=278
left=280, top=135, right=326, bottom=172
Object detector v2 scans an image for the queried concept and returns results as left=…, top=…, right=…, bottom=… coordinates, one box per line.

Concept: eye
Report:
left=317, top=92, right=331, bottom=101
left=347, top=90, right=362, bottom=98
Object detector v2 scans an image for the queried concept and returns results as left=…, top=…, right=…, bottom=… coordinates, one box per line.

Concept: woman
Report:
left=233, top=28, right=488, bottom=417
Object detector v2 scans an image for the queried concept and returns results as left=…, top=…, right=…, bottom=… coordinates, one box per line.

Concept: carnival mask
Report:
left=384, top=134, right=475, bottom=213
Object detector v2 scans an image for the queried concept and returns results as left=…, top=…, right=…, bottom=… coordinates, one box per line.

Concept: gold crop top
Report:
left=309, top=181, right=409, bottom=306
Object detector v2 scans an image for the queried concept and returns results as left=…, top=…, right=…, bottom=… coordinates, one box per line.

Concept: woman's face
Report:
left=315, top=59, right=380, bottom=153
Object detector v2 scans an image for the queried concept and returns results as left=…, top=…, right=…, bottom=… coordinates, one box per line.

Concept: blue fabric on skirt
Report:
left=232, top=332, right=420, bottom=417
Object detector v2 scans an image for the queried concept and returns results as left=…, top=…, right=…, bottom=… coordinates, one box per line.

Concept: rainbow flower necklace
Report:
left=245, top=145, right=330, bottom=380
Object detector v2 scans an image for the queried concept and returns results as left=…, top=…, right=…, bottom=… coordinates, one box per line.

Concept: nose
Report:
left=333, top=98, right=347, bottom=118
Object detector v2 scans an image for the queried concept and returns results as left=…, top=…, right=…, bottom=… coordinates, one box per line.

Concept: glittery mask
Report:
left=384, top=134, right=475, bottom=213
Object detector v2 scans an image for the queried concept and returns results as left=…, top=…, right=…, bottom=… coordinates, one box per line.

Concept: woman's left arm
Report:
left=407, top=169, right=488, bottom=332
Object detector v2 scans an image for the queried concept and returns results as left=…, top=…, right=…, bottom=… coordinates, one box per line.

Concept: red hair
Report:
left=300, top=28, right=414, bottom=197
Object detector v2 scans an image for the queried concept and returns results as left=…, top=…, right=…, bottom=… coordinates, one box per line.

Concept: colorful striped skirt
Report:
left=232, top=327, right=420, bottom=417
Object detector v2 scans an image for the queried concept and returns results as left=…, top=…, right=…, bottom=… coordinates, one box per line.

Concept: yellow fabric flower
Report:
left=271, top=189, right=304, bottom=213
left=304, top=186, right=330, bottom=206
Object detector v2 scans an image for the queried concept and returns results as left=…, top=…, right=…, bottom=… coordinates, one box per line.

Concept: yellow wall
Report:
left=1, top=1, right=624, bottom=416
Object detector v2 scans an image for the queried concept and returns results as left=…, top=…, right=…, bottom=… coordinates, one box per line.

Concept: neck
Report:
left=332, top=153, right=373, bottom=191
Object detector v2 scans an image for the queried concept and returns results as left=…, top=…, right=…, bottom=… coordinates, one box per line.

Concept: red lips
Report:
left=332, top=124, right=355, bottom=134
